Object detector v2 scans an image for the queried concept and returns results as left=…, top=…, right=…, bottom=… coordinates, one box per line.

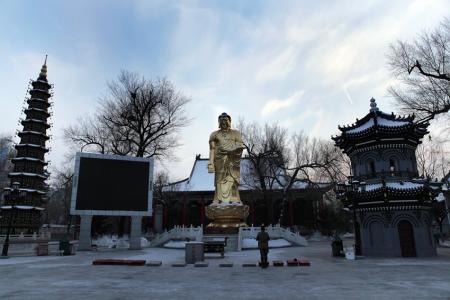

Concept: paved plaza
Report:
left=1, top=241, right=450, bottom=300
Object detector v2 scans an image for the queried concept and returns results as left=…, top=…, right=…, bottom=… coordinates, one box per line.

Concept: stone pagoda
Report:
left=0, top=57, right=52, bottom=234
left=332, top=98, right=440, bottom=257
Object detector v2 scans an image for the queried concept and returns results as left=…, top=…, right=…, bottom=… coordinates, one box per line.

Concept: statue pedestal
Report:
left=205, top=203, right=249, bottom=228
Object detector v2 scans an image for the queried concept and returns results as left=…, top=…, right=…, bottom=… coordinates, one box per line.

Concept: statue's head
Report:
left=218, top=112, right=231, bottom=130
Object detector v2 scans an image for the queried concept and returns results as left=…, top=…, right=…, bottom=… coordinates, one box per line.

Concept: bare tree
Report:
left=432, top=200, right=449, bottom=241
left=388, top=17, right=450, bottom=125
left=416, top=135, right=450, bottom=179
left=237, top=120, right=289, bottom=224
left=237, top=119, right=348, bottom=226
left=273, top=132, right=343, bottom=225
left=65, top=70, right=191, bottom=158
left=46, top=167, right=73, bottom=229
left=154, top=170, right=170, bottom=204
left=64, top=117, right=108, bottom=154
left=237, top=120, right=288, bottom=191
left=0, top=134, right=15, bottom=199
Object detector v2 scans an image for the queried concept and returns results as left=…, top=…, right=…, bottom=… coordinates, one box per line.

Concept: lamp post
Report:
left=1, top=182, right=26, bottom=258
left=346, top=175, right=362, bottom=255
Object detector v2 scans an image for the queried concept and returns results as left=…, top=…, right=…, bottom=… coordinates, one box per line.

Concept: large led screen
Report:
left=71, top=153, right=153, bottom=216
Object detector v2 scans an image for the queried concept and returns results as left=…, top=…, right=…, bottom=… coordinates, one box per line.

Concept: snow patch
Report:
left=347, top=118, right=374, bottom=133
left=163, top=240, right=187, bottom=249
left=386, top=182, right=423, bottom=189
left=91, top=235, right=150, bottom=249
left=346, top=117, right=409, bottom=134
left=439, top=240, right=450, bottom=248
left=241, top=238, right=291, bottom=249
left=307, top=231, right=332, bottom=242
left=377, top=117, right=409, bottom=127
left=364, top=181, right=424, bottom=191
left=435, top=193, right=446, bottom=202
left=342, top=232, right=354, bottom=239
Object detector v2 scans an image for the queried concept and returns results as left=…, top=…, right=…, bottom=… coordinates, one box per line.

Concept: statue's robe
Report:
left=209, top=129, right=244, bottom=204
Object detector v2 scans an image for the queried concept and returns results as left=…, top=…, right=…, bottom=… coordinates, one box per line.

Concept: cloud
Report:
left=255, top=46, right=298, bottom=83
left=2, top=0, right=450, bottom=181
left=261, top=90, right=304, bottom=116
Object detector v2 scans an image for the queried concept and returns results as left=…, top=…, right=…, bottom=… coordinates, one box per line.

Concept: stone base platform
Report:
left=205, top=204, right=249, bottom=228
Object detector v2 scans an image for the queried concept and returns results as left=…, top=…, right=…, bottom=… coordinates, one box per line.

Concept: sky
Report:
left=0, top=0, right=449, bottom=182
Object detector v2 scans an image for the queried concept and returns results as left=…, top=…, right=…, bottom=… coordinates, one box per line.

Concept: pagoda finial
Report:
left=39, top=55, right=48, bottom=78
left=369, top=97, right=378, bottom=112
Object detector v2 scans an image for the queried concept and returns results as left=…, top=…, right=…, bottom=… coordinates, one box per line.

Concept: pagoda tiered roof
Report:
left=18, top=130, right=50, bottom=140
left=31, top=79, right=51, bottom=89
left=1, top=56, right=52, bottom=234
left=8, top=172, right=49, bottom=179
left=3, top=187, right=46, bottom=195
left=11, top=157, right=48, bottom=164
left=15, top=143, right=49, bottom=152
left=24, top=107, right=51, bottom=117
left=27, top=97, right=51, bottom=105
left=337, top=179, right=442, bottom=209
left=332, top=98, right=429, bottom=153
left=21, top=118, right=51, bottom=128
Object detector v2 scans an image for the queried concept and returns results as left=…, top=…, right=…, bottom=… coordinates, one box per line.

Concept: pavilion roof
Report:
left=332, top=98, right=429, bottom=153
left=337, top=179, right=442, bottom=209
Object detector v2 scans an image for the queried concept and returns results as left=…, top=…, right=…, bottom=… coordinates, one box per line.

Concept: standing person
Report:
left=256, top=225, right=270, bottom=268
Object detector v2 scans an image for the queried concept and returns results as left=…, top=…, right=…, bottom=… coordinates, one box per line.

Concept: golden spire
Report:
left=39, top=54, right=48, bottom=78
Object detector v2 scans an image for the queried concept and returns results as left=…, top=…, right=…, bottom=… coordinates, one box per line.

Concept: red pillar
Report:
left=200, top=201, right=205, bottom=226
left=182, top=201, right=187, bottom=226
left=288, top=201, right=294, bottom=227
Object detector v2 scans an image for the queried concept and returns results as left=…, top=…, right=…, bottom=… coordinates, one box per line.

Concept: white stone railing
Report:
left=0, top=231, right=51, bottom=241
left=149, top=225, right=203, bottom=247
left=237, top=224, right=308, bottom=251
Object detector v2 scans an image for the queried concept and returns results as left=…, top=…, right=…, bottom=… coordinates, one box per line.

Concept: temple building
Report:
left=333, top=98, right=441, bottom=257
left=155, top=156, right=332, bottom=232
left=0, top=58, right=52, bottom=234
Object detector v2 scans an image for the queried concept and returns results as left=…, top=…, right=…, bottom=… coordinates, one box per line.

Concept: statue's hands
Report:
left=234, top=142, right=245, bottom=152
left=207, top=163, right=215, bottom=173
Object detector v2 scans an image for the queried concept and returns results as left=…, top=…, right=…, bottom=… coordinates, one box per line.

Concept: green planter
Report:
left=331, top=240, right=344, bottom=257
left=59, top=240, right=71, bottom=256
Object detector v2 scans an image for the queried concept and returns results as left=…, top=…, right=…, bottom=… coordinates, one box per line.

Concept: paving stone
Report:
left=242, top=262, right=257, bottom=267
left=171, top=262, right=187, bottom=267
left=219, top=262, right=233, bottom=267
left=146, top=260, right=162, bottom=267
left=194, top=261, right=209, bottom=267
left=273, top=260, right=284, bottom=267
left=2, top=242, right=450, bottom=299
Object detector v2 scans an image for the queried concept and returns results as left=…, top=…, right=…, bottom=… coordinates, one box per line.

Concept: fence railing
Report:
left=238, top=224, right=308, bottom=251
left=149, top=224, right=308, bottom=250
left=149, top=225, right=203, bottom=247
left=0, top=231, right=51, bottom=241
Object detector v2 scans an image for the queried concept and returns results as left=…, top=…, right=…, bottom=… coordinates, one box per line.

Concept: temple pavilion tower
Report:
left=0, top=57, right=52, bottom=234
left=332, top=98, right=440, bottom=257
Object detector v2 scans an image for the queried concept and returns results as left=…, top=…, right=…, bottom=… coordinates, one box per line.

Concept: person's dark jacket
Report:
left=256, top=231, right=270, bottom=249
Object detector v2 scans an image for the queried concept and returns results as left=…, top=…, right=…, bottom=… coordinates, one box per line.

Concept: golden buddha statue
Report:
left=206, top=113, right=249, bottom=228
